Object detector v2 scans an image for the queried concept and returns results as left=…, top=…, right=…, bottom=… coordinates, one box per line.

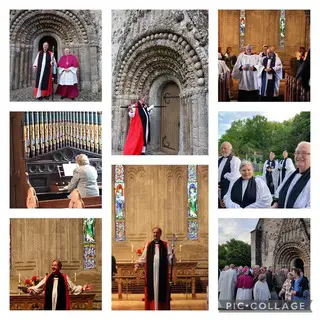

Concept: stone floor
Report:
left=112, top=293, right=208, bottom=310
left=10, top=86, right=102, bottom=102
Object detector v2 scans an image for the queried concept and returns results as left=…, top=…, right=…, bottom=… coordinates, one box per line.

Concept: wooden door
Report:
left=160, top=82, right=180, bottom=155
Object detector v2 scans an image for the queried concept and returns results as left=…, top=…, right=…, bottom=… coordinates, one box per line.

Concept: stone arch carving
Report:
left=10, top=10, right=101, bottom=93
left=113, top=31, right=205, bottom=97
left=273, top=242, right=310, bottom=276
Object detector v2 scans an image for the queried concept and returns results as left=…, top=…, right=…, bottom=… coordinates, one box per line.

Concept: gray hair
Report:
left=76, top=154, right=89, bottom=166
left=296, top=141, right=311, bottom=149
left=258, top=273, right=266, bottom=282
left=240, top=160, right=254, bottom=171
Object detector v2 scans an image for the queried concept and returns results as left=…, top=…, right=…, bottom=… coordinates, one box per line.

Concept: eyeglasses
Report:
left=294, top=152, right=310, bottom=157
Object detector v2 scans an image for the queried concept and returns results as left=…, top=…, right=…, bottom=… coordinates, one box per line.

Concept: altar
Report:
left=10, top=293, right=96, bottom=310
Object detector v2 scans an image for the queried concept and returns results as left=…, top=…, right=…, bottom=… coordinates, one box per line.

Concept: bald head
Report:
left=221, top=141, right=232, bottom=157
left=294, top=141, right=310, bottom=173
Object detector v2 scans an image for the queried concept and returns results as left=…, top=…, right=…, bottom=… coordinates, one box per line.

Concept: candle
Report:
left=179, top=245, right=182, bottom=252
left=74, top=273, right=77, bottom=282
left=18, top=273, right=21, bottom=284
left=131, top=244, right=134, bottom=253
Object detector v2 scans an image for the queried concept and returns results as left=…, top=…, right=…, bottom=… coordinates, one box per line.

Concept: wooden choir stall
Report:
left=10, top=112, right=102, bottom=208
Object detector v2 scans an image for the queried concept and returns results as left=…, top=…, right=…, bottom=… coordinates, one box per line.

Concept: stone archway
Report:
left=10, top=10, right=101, bottom=93
left=112, top=11, right=208, bottom=155
left=273, top=242, right=310, bottom=277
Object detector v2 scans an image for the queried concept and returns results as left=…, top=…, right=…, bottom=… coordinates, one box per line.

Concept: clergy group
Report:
left=218, top=264, right=310, bottom=310
left=218, top=141, right=310, bottom=208
left=218, top=44, right=283, bottom=101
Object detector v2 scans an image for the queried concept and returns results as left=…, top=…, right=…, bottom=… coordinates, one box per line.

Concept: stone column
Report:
left=10, top=43, right=16, bottom=90
left=89, top=44, right=99, bottom=93
left=19, top=44, right=25, bottom=89
left=80, top=44, right=91, bottom=91
left=14, top=44, right=21, bottom=90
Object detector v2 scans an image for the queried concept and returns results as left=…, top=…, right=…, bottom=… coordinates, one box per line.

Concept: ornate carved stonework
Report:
left=251, top=219, right=310, bottom=277
left=112, top=10, right=208, bottom=155
left=10, top=10, right=102, bottom=93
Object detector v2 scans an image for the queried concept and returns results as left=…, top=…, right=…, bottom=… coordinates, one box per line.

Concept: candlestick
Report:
left=18, top=273, right=21, bottom=284
left=74, top=272, right=77, bottom=283
left=131, top=244, right=134, bottom=253
left=179, top=245, right=182, bottom=252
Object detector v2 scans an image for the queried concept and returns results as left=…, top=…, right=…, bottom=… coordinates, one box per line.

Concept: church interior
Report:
left=10, top=218, right=102, bottom=310
left=218, top=10, right=310, bottom=101
left=10, top=111, right=102, bottom=209
left=112, top=165, right=208, bottom=310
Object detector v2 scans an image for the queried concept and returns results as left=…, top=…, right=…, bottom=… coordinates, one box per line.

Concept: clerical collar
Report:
left=154, top=240, right=159, bottom=244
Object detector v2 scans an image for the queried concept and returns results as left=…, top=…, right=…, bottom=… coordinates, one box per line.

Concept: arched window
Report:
left=187, top=165, right=198, bottom=240
left=115, top=165, right=126, bottom=241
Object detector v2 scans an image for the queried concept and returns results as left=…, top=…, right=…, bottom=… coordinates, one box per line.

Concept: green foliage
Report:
left=218, top=239, right=251, bottom=268
left=219, top=112, right=310, bottom=159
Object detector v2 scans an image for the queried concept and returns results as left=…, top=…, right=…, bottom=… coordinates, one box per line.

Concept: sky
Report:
left=218, top=218, right=259, bottom=244
left=218, top=111, right=302, bottom=138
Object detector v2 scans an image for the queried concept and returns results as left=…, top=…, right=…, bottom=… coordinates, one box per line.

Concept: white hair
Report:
left=240, top=160, right=254, bottom=171
left=221, top=141, right=232, bottom=149
left=76, top=154, right=89, bottom=166
left=296, top=141, right=311, bottom=149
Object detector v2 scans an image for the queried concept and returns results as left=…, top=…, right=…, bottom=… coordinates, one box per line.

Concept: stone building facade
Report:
left=112, top=10, right=208, bottom=155
left=251, top=219, right=310, bottom=277
left=10, top=10, right=102, bottom=95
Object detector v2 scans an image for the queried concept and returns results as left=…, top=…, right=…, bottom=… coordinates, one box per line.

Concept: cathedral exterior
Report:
left=112, top=10, right=208, bottom=155
left=10, top=10, right=102, bottom=98
left=251, top=219, right=310, bottom=277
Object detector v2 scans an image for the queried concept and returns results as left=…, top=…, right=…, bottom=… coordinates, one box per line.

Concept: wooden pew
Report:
left=285, top=74, right=310, bottom=102
left=38, top=196, right=102, bottom=208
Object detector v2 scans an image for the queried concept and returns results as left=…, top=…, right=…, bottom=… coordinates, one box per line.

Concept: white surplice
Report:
left=33, top=52, right=55, bottom=98
left=253, top=280, right=271, bottom=301
left=223, top=177, right=272, bottom=208
left=218, top=156, right=241, bottom=183
left=58, top=67, right=78, bottom=85
left=275, top=170, right=310, bottom=208
left=137, top=241, right=173, bottom=310
left=218, top=268, right=237, bottom=309
left=29, top=274, right=83, bottom=310
left=258, top=56, right=283, bottom=96
left=232, top=54, right=260, bottom=91
left=277, top=158, right=295, bottom=185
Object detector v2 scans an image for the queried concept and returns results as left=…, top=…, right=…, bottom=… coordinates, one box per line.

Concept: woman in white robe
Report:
left=223, top=160, right=272, bottom=208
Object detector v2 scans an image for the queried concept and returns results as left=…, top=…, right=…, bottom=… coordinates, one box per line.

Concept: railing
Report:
left=112, top=275, right=208, bottom=300
left=284, top=74, right=310, bottom=102
left=218, top=73, right=229, bottom=102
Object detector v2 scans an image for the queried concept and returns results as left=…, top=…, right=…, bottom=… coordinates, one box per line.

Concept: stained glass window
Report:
left=115, top=165, right=126, bottom=241
left=187, top=165, right=198, bottom=240
left=83, top=218, right=96, bottom=269
left=240, top=10, right=246, bottom=48
left=280, top=10, right=286, bottom=48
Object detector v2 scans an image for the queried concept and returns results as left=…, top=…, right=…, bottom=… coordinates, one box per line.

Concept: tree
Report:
left=218, top=239, right=251, bottom=268
left=218, top=112, right=310, bottom=160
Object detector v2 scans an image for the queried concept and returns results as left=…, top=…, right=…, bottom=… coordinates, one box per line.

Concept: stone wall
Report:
left=112, top=10, right=208, bottom=155
left=10, top=10, right=102, bottom=93
left=10, top=218, right=102, bottom=309
left=112, top=165, right=208, bottom=277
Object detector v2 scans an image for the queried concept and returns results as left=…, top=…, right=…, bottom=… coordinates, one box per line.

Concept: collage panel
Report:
left=10, top=218, right=102, bottom=310
left=218, top=10, right=310, bottom=102
left=112, top=10, right=208, bottom=155
left=218, top=111, right=310, bottom=209
left=10, top=10, right=102, bottom=102
left=218, top=218, right=310, bottom=311
left=10, top=111, right=102, bottom=209
left=112, top=165, right=208, bottom=310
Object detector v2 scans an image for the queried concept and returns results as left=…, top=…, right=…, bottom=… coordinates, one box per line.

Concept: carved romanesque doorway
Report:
left=160, top=82, right=180, bottom=155
left=38, top=36, right=58, bottom=61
